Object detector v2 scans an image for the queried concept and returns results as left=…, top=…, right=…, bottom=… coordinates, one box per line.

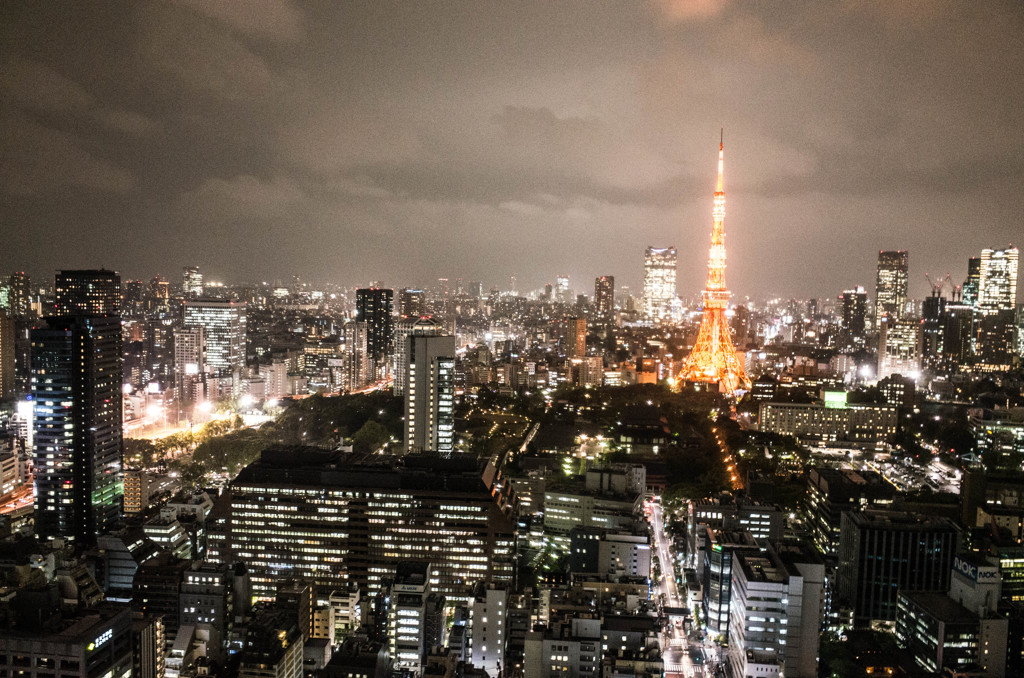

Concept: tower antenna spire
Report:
left=720, top=127, right=723, bottom=149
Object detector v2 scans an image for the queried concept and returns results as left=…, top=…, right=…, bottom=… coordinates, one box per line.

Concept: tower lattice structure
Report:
left=678, top=136, right=751, bottom=395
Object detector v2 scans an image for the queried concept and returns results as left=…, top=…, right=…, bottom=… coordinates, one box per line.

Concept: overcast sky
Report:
left=2, top=1, right=1022, bottom=301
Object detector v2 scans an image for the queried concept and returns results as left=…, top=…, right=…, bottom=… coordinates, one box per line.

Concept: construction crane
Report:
left=925, top=273, right=952, bottom=298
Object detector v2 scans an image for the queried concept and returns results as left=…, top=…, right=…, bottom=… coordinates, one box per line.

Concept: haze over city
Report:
left=2, top=1, right=1023, bottom=300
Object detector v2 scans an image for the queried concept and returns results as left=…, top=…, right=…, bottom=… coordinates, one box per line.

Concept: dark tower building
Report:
left=356, top=288, right=394, bottom=371
left=593, top=276, right=615, bottom=322
left=31, top=314, right=123, bottom=545
left=399, top=288, right=425, bottom=319
left=875, top=250, right=909, bottom=327
left=837, top=510, right=959, bottom=627
left=943, top=302, right=975, bottom=370
left=55, top=269, right=121, bottom=316
left=6, top=271, right=32, bottom=318
left=962, top=257, right=982, bottom=307
left=839, top=286, right=867, bottom=348
left=921, top=293, right=946, bottom=370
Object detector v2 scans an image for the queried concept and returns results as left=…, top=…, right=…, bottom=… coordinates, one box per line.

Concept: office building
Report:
left=897, top=554, right=1008, bottom=678
left=702, top=530, right=759, bottom=639
left=470, top=584, right=509, bottom=678
left=238, top=605, right=304, bottom=678
left=131, top=613, right=166, bottom=678
left=209, top=448, right=516, bottom=600
left=567, top=317, right=586, bottom=358
left=839, top=287, right=868, bottom=348
left=875, top=250, right=909, bottom=327
left=944, top=300, right=975, bottom=369
left=55, top=269, right=121, bottom=316
left=356, top=288, right=394, bottom=374
left=555, top=275, right=570, bottom=303
left=878, top=316, right=922, bottom=379
left=594, top=276, right=614, bottom=323
left=642, top=246, right=676, bottom=320
left=0, top=599, right=133, bottom=678
left=921, top=293, right=946, bottom=369
left=6, top=271, right=33, bottom=318
left=837, top=510, right=960, bottom=626
left=31, top=314, right=123, bottom=545
left=758, top=400, right=898, bottom=445
left=963, top=256, right=982, bottom=307
left=182, top=299, right=246, bottom=378
left=0, top=310, right=14, bottom=399
left=182, top=266, right=203, bottom=298
left=523, top=617, right=602, bottom=678
left=404, top=333, right=456, bottom=455
left=975, top=247, right=1019, bottom=369
left=173, top=326, right=205, bottom=399
left=389, top=561, right=445, bottom=677
left=393, top=317, right=441, bottom=397
left=804, top=468, right=898, bottom=557
left=727, top=542, right=825, bottom=678
left=341, top=321, right=371, bottom=392
left=400, top=288, right=425, bottom=318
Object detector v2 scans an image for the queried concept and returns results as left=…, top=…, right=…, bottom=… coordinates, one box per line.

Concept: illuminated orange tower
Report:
left=678, top=134, right=751, bottom=394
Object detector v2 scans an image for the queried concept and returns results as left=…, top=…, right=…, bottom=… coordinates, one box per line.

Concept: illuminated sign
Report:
left=88, top=628, right=113, bottom=652
left=823, top=391, right=848, bottom=409
left=954, top=556, right=1000, bottom=583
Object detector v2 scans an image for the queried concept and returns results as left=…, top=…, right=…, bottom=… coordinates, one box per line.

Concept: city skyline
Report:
left=2, top=2, right=1023, bottom=300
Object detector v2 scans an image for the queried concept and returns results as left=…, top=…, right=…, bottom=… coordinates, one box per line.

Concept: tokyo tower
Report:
left=678, top=134, right=751, bottom=394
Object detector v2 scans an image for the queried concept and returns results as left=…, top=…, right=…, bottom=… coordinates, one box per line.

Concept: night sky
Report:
left=2, top=1, right=1022, bottom=301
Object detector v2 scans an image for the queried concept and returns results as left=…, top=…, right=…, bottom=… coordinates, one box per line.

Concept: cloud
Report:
left=0, top=115, right=135, bottom=195
left=138, top=5, right=277, bottom=100
left=173, top=0, right=304, bottom=42
left=175, top=174, right=306, bottom=222
left=0, top=56, right=157, bottom=137
left=653, top=0, right=729, bottom=22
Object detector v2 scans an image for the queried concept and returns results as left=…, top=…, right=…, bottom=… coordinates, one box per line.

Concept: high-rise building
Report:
left=209, top=448, right=516, bottom=600
left=400, top=288, right=425, bottom=318
left=555, top=275, right=570, bottom=303
left=340, top=321, right=371, bottom=392
left=943, top=301, right=975, bottom=370
left=593, top=276, right=614, bottom=323
left=874, top=250, right=909, bottom=327
left=975, top=246, right=1019, bottom=370
left=356, top=288, right=394, bottom=374
left=31, top=314, right=123, bottom=545
left=173, top=326, right=205, bottom=399
left=963, top=257, right=982, bottom=307
left=567, top=317, right=586, bottom=358
left=55, top=269, right=121, bottom=316
left=182, top=299, right=247, bottom=378
left=389, top=561, right=445, bottom=676
left=839, top=286, right=868, bottom=348
left=727, top=542, right=825, bottom=678
left=921, top=293, right=946, bottom=370
left=393, top=317, right=442, bottom=397
left=404, top=334, right=456, bottom=455
left=878, top=317, right=922, bottom=379
left=837, top=510, right=960, bottom=627
left=0, top=310, right=14, bottom=399
left=470, top=584, right=509, bottom=678
left=182, top=266, right=203, bottom=298
left=642, top=247, right=676, bottom=320
left=678, top=138, right=750, bottom=394
left=6, top=272, right=32, bottom=318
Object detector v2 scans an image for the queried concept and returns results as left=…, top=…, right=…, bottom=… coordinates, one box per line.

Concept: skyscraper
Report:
left=839, top=287, right=868, bottom=348
left=975, top=246, right=1019, bottom=369
left=6, top=272, right=32, bottom=318
left=0, top=311, right=13, bottom=400
left=182, top=299, right=247, bottom=379
left=567, top=317, right=586, bottom=358
left=31, top=314, right=123, bottom=545
left=678, top=137, right=750, bottom=393
left=400, top=287, right=425, bottom=319
left=182, top=266, right=203, bottom=298
left=593, top=276, right=614, bottom=323
left=642, top=247, right=676, bottom=320
left=921, top=293, right=946, bottom=370
left=962, top=256, right=982, bottom=307
left=55, top=269, right=121, bottom=316
left=393, top=316, right=442, bottom=397
left=874, top=250, right=909, bottom=327
left=878, top=317, right=922, bottom=380
left=555, top=275, right=570, bottom=303
left=404, top=333, right=456, bottom=455
left=356, top=287, right=394, bottom=374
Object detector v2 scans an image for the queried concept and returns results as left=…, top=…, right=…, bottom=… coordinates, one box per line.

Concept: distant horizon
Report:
left=3, top=3, right=1022, bottom=305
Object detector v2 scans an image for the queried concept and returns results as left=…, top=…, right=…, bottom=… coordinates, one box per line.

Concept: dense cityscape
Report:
left=2, top=3, right=1024, bottom=678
